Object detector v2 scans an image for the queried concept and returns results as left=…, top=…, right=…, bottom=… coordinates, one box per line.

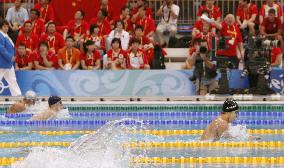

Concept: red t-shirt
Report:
left=107, top=49, right=127, bottom=61
left=271, top=47, right=282, bottom=64
left=260, top=3, right=283, bottom=19
left=194, top=20, right=214, bottom=32
left=40, top=32, right=65, bottom=53
left=15, top=52, right=33, bottom=68
left=33, top=51, right=59, bottom=69
left=134, top=16, right=156, bottom=36
left=67, top=20, right=89, bottom=37
left=131, top=7, right=153, bottom=18
left=34, top=3, right=55, bottom=24
left=89, top=18, right=111, bottom=36
left=216, top=22, right=243, bottom=57
left=85, top=35, right=106, bottom=51
left=261, top=17, right=282, bottom=34
left=100, top=5, right=115, bottom=22
left=236, top=3, right=258, bottom=22
left=127, top=49, right=149, bottom=69
left=21, top=19, right=45, bottom=38
left=197, top=5, right=222, bottom=20
left=16, top=33, right=39, bottom=51
left=80, top=51, right=101, bottom=67
left=195, top=32, right=215, bottom=51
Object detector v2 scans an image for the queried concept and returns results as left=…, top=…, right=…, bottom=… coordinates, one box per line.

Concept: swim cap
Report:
left=48, top=96, right=62, bottom=106
left=223, top=99, right=238, bottom=112
left=25, top=90, right=37, bottom=100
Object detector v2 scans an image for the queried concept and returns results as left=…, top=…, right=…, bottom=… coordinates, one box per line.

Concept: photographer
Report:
left=156, top=0, right=180, bottom=46
left=188, top=39, right=218, bottom=95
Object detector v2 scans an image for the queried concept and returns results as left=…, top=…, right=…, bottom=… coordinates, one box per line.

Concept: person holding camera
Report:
left=156, top=0, right=180, bottom=46
left=188, top=39, right=218, bottom=95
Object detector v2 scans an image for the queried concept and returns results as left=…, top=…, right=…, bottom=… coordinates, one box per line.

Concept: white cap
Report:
left=24, top=90, right=37, bottom=100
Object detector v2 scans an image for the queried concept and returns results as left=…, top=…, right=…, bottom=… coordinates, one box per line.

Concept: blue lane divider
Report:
left=3, top=111, right=284, bottom=119
left=0, top=120, right=283, bottom=126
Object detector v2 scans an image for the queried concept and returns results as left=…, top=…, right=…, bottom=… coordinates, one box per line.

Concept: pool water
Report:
left=0, top=103, right=283, bottom=168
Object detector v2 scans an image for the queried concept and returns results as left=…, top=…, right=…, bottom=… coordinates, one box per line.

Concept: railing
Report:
left=1, top=0, right=284, bottom=25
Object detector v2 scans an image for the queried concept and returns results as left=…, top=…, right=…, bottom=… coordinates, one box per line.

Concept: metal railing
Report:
left=1, top=0, right=283, bottom=25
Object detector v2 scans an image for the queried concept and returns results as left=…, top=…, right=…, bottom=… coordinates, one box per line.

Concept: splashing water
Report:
left=220, top=124, right=251, bottom=141
left=22, top=101, right=48, bottom=115
left=11, top=119, right=157, bottom=168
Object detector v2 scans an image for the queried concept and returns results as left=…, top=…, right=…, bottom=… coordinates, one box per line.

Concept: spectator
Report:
left=260, top=9, right=282, bottom=40
left=0, top=20, right=22, bottom=96
left=127, top=38, right=150, bottom=69
left=80, top=40, right=101, bottom=70
left=259, top=0, right=283, bottom=24
left=132, top=25, right=154, bottom=64
left=90, top=9, right=111, bottom=38
left=5, top=0, right=29, bottom=43
left=28, top=9, right=45, bottom=38
left=15, top=43, right=33, bottom=70
left=210, top=14, right=244, bottom=69
left=16, top=21, right=39, bottom=52
left=105, top=38, right=127, bottom=70
left=131, top=0, right=153, bottom=19
left=100, top=0, right=115, bottom=24
left=197, top=0, right=222, bottom=22
left=107, top=20, right=130, bottom=51
left=131, top=5, right=156, bottom=39
left=33, top=41, right=59, bottom=70
left=113, top=6, right=133, bottom=33
left=156, top=0, right=180, bottom=47
left=189, top=39, right=218, bottom=95
left=57, top=36, right=81, bottom=70
left=271, top=44, right=283, bottom=69
left=194, top=22, right=215, bottom=51
left=192, top=10, right=215, bottom=39
left=85, top=24, right=105, bottom=52
left=40, top=22, right=65, bottom=54
left=63, top=10, right=89, bottom=44
left=236, top=0, right=258, bottom=35
left=34, top=0, right=55, bottom=24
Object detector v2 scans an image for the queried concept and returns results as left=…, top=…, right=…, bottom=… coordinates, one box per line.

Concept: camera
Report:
left=163, top=29, right=170, bottom=35
left=199, top=46, right=208, bottom=54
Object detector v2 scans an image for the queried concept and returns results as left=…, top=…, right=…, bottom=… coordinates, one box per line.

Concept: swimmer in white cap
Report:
left=7, top=90, right=37, bottom=114
left=32, top=96, right=64, bottom=120
left=201, top=99, right=260, bottom=141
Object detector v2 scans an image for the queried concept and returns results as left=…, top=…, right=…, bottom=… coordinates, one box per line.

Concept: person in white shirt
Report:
left=107, top=20, right=130, bottom=50
left=156, top=0, right=180, bottom=46
left=5, top=0, right=29, bottom=42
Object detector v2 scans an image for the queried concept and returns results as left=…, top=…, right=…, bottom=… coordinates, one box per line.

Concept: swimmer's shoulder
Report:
left=7, top=101, right=26, bottom=114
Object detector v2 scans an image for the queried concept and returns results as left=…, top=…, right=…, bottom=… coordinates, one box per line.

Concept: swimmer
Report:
left=32, top=96, right=63, bottom=120
left=7, top=90, right=37, bottom=114
left=201, top=99, right=260, bottom=141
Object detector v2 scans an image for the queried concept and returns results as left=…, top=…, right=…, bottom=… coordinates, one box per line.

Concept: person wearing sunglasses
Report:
left=201, top=99, right=259, bottom=141
left=32, top=96, right=64, bottom=120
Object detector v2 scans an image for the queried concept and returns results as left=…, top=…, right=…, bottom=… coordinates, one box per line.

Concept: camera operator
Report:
left=209, top=14, right=245, bottom=69
left=156, top=0, right=180, bottom=46
left=260, top=9, right=283, bottom=41
left=188, top=39, right=218, bottom=95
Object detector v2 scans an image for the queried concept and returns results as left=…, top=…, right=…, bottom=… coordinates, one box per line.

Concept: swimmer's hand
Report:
left=249, top=136, right=261, bottom=141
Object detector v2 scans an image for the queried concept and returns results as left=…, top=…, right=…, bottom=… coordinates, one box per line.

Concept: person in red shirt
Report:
left=63, top=10, right=89, bottom=44
left=113, top=6, right=133, bottom=34
left=25, top=9, right=45, bottom=38
left=131, top=5, right=156, bottom=39
left=259, top=0, right=283, bottom=24
left=197, top=0, right=222, bottom=22
left=16, top=21, right=39, bottom=52
left=260, top=8, right=283, bottom=39
left=40, top=22, right=65, bottom=54
left=34, top=0, right=55, bottom=25
left=127, top=38, right=150, bottom=69
left=132, top=25, right=154, bottom=63
left=106, top=38, right=127, bottom=70
left=131, top=0, right=153, bottom=19
left=100, top=0, right=115, bottom=24
left=210, top=14, right=244, bottom=69
left=182, top=38, right=201, bottom=69
left=33, top=41, right=59, bottom=70
left=15, top=43, right=33, bottom=70
left=80, top=40, right=101, bottom=70
left=90, top=9, right=111, bottom=38
left=192, top=10, right=216, bottom=39
left=236, top=0, right=258, bottom=35
left=194, top=22, right=215, bottom=51
left=85, top=24, right=106, bottom=51
left=271, top=44, right=283, bottom=69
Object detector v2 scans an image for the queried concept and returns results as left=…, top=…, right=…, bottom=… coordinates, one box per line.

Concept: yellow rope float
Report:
left=131, top=157, right=284, bottom=165
left=0, top=142, right=71, bottom=148
left=0, top=157, right=24, bottom=166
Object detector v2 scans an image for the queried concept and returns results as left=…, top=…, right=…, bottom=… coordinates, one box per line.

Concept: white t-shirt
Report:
left=160, top=4, right=180, bottom=25
left=5, top=7, right=29, bottom=26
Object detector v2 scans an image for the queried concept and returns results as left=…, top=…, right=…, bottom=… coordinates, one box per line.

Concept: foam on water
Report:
left=220, top=124, right=253, bottom=141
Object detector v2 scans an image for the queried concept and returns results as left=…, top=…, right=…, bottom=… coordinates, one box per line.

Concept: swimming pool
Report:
left=0, top=102, right=283, bottom=168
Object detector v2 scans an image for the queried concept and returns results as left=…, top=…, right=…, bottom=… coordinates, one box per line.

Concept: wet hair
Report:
left=0, top=20, right=9, bottom=29
left=48, top=96, right=62, bottom=107
left=222, top=99, right=238, bottom=113
left=115, top=20, right=125, bottom=29
left=111, top=38, right=122, bottom=48
left=31, top=9, right=40, bottom=17
left=90, top=24, right=99, bottom=34
left=135, top=25, right=144, bottom=32
left=83, top=40, right=94, bottom=53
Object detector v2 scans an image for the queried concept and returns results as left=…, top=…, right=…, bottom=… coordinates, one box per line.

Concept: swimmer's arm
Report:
left=7, top=103, right=25, bottom=114
left=32, top=111, right=54, bottom=120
